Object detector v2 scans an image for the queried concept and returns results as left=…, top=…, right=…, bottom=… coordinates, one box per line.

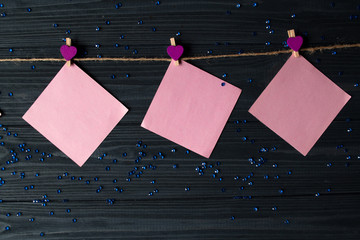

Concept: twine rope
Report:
left=0, top=43, right=359, bottom=62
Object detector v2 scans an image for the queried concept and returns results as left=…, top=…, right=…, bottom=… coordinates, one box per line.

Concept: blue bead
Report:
left=5, top=226, right=10, bottom=231
left=236, top=3, right=241, bottom=8
left=221, top=82, right=226, bottom=86
left=53, top=23, right=58, bottom=27
left=0, top=4, right=3, bottom=8
left=155, top=1, right=161, bottom=5
left=27, top=8, right=32, bottom=12
left=105, top=20, right=110, bottom=25
left=252, top=2, right=258, bottom=7
left=49, top=211, right=54, bottom=216
left=95, top=26, right=100, bottom=31
left=66, top=209, right=71, bottom=213
left=40, top=232, right=45, bottom=236
left=72, top=218, right=77, bottom=223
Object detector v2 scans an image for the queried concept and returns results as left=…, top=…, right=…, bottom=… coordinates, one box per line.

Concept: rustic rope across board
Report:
left=0, top=43, right=359, bottom=62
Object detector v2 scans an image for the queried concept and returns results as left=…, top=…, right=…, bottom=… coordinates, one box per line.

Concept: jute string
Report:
left=0, top=43, right=359, bottom=62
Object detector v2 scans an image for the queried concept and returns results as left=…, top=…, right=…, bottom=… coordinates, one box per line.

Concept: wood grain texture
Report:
left=0, top=0, right=360, bottom=239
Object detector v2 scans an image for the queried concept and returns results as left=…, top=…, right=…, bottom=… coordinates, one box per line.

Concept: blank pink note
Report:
left=249, top=55, right=351, bottom=156
left=141, top=60, right=241, bottom=158
left=23, top=63, right=128, bottom=167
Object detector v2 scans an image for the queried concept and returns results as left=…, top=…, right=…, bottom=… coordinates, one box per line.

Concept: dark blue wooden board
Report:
left=0, top=1, right=359, bottom=239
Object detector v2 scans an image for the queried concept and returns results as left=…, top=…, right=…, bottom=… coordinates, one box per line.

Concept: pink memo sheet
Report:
left=23, top=63, right=128, bottom=167
left=249, top=55, right=351, bottom=156
left=141, top=60, right=242, bottom=158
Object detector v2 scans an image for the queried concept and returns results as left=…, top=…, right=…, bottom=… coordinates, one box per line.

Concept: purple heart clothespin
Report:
left=60, top=38, right=77, bottom=65
left=167, top=45, right=184, bottom=61
left=287, top=36, right=303, bottom=52
left=167, top=38, right=183, bottom=65
left=287, top=29, right=302, bottom=57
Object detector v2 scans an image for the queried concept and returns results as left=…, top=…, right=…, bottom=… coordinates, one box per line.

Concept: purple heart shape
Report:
left=167, top=45, right=184, bottom=61
left=287, top=36, right=303, bottom=52
left=60, top=45, right=77, bottom=61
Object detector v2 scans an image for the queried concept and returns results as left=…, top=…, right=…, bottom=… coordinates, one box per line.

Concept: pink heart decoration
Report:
left=60, top=45, right=77, bottom=61
left=287, top=36, right=303, bottom=52
left=167, top=45, right=184, bottom=61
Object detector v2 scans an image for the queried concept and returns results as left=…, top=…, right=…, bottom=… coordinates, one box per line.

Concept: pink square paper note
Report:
left=23, top=63, right=128, bottom=167
left=141, top=60, right=241, bottom=158
left=249, top=55, right=351, bottom=156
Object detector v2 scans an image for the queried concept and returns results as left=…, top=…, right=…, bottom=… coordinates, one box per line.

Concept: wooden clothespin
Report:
left=170, top=38, right=180, bottom=65
left=287, top=29, right=300, bottom=57
left=66, top=38, right=72, bottom=66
